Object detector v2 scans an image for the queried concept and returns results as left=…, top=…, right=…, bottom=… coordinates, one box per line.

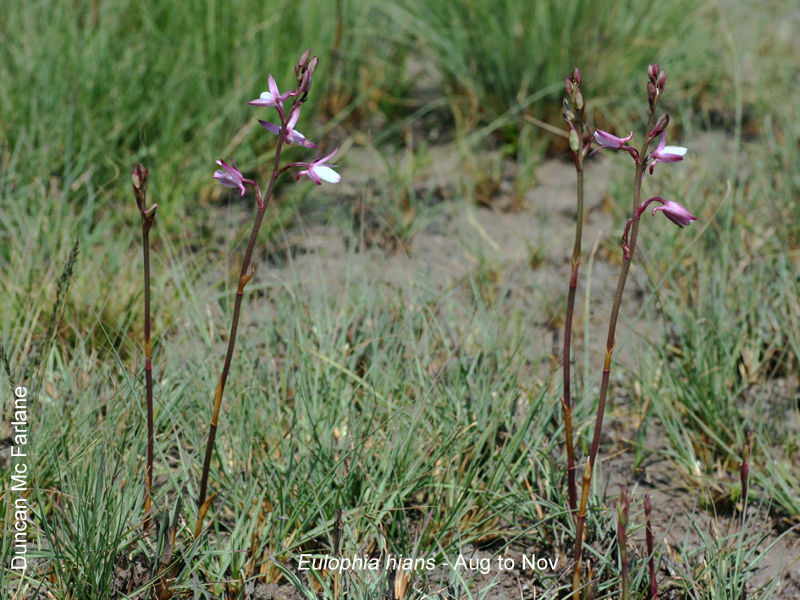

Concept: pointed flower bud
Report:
left=649, top=113, right=670, bottom=139
left=562, top=98, right=576, bottom=123
left=648, top=81, right=657, bottom=105
left=297, top=69, right=312, bottom=95
left=297, top=49, right=311, bottom=73
left=574, top=89, right=584, bottom=111
left=132, top=163, right=156, bottom=218
left=569, top=128, right=580, bottom=153
left=132, top=164, right=148, bottom=198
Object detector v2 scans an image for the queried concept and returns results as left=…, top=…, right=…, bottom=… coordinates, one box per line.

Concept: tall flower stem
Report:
left=562, top=166, right=582, bottom=513
left=132, top=164, right=157, bottom=535
left=740, top=428, right=753, bottom=527
left=194, top=117, right=288, bottom=539
left=561, top=69, right=590, bottom=514
left=617, top=487, right=631, bottom=600
left=572, top=109, right=657, bottom=599
left=645, top=494, right=658, bottom=600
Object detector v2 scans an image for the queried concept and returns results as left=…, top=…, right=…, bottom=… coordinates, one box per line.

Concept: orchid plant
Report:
left=564, top=63, right=694, bottom=598
left=195, top=50, right=341, bottom=538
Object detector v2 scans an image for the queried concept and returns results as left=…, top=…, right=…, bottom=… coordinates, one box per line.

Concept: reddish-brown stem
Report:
left=133, top=164, right=156, bottom=536
left=740, top=428, right=753, bottom=527
left=571, top=461, right=592, bottom=599
left=645, top=494, right=658, bottom=599
left=562, top=71, right=587, bottom=515
left=618, top=487, right=630, bottom=600
left=562, top=167, right=583, bottom=514
left=143, top=222, right=154, bottom=533
left=195, top=107, right=291, bottom=538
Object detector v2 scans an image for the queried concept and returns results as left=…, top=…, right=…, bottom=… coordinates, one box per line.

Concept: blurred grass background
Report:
left=1, top=0, right=720, bottom=218
left=1, top=0, right=799, bottom=597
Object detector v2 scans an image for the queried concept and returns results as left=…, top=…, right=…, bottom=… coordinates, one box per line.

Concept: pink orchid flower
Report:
left=648, top=132, right=687, bottom=173
left=295, top=148, right=341, bottom=185
left=248, top=74, right=295, bottom=111
left=593, top=129, right=634, bottom=150
left=213, top=159, right=254, bottom=196
left=258, top=107, right=317, bottom=148
left=652, top=199, right=696, bottom=227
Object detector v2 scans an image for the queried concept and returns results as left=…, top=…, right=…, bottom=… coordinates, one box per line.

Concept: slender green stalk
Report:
left=132, top=164, right=157, bottom=534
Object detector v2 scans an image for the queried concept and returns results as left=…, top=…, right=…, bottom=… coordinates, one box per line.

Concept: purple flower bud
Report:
left=569, top=128, right=580, bottom=153
left=132, top=163, right=156, bottom=217
left=657, top=69, right=666, bottom=90
left=565, top=76, right=574, bottom=96
left=562, top=98, right=576, bottom=123
left=649, top=113, right=670, bottom=139
left=651, top=199, right=696, bottom=228
left=131, top=164, right=148, bottom=196
left=648, top=81, right=657, bottom=105
left=574, top=89, right=584, bottom=111
left=648, top=63, right=659, bottom=82
left=297, top=69, right=312, bottom=95
left=572, top=67, right=581, bottom=86
left=294, top=48, right=311, bottom=82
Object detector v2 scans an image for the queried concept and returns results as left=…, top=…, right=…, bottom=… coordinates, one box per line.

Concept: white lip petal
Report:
left=662, top=145, right=687, bottom=156
left=314, top=166, right=341, bottom=183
